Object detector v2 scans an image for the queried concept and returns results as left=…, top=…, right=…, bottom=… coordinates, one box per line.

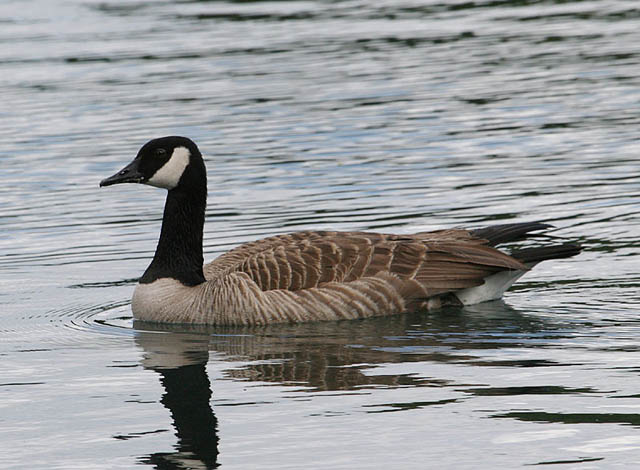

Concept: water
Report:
left=1, top=0, right=639, bottom=468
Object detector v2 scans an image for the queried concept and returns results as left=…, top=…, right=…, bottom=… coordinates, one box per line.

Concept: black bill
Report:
left=100, top=159, right=144, bottom=187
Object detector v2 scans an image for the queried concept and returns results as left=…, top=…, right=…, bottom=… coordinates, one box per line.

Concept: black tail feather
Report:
left=470, top=222, right=553, bottom=246
left=470, top=222, right=582, bottom=265
left=509, top=243, right=582, bottom=264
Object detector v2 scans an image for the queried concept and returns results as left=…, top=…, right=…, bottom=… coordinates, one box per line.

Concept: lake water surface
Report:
left=1, top=0, right=640, bottom=468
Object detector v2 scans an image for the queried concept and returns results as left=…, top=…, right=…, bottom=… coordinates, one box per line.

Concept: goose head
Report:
left=100, top=136, right=205, bottom=190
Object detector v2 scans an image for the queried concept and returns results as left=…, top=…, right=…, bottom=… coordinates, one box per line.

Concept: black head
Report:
left=100, top=136, right=204, bottom=190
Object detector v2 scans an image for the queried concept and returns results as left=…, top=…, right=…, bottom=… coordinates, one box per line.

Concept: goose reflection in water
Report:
left=135, top=331, right=218, bottom=469
left=132, top=303, right=578, bottom=469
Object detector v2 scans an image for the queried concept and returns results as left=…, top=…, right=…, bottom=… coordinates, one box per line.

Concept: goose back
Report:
left=204, top=229, right=526, bottom=290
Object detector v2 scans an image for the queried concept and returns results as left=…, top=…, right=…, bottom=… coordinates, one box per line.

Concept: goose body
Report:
left=101, top=137, right=580, bottom=325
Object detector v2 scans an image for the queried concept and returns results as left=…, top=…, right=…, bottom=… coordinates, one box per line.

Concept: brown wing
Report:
left=204, top=230, right=527, bottom=297
left=204, top=231, right=336, bottom=278
left=205, top=231, right=377, bottom=288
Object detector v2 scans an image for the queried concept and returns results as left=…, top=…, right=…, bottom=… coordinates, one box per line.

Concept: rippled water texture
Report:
left=1, top=0, right=640, bottom=468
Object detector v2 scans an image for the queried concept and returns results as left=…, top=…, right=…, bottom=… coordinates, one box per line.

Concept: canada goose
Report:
left=100, top=136, right=580, bottom=325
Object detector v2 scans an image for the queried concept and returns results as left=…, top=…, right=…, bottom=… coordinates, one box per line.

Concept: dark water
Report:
left=2, top=0, right=640, bottom=468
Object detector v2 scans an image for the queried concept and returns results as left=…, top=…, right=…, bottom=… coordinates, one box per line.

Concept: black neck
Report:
left=140, top=182, right=207, bottom=286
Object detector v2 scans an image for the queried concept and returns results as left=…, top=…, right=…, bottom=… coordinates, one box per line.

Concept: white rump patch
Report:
left=454, top=269, right=528, bottom=305
left=147, top=146, right=190, bottom=189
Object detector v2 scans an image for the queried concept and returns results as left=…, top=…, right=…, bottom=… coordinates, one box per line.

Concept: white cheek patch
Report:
left=147, top=146, right=190, bottom=189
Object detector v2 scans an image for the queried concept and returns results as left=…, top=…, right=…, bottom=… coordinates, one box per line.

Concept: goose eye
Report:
left=155, top=148, right=167, bottom=157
